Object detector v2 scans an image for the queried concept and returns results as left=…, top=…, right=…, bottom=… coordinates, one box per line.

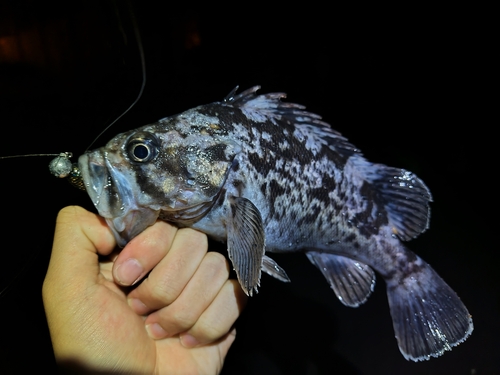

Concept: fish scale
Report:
left=76, top=85, right=473, bottom=362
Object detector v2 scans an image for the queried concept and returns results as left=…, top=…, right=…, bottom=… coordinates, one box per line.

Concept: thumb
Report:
left=43, top=205, right=115, bottom=300
left=42, top=207, right=125, bottom=366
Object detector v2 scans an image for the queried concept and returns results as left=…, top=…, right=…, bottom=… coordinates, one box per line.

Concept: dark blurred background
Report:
left=0, top=1, right=497, bottom=374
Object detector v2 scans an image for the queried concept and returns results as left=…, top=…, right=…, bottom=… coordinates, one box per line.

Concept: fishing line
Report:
left=0, top=153, right=66, bottom=159
left=54, top=0, right=147, bottom=185
left=84, top=0, right=146, bottom=153
left=0, top=0, right=145, bottom=297
left=0, top=0, right=146, bottom=179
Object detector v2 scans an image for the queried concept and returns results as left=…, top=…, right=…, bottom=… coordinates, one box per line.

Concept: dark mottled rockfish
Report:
left=78, top=86, right=473, bottom=361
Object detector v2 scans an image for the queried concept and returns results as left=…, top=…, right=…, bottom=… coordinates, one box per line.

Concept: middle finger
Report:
left=144, top=251, right=230, bottom=338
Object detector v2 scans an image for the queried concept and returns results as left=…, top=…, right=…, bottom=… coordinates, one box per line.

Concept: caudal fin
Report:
left=385, top=257, right=473, bottom=361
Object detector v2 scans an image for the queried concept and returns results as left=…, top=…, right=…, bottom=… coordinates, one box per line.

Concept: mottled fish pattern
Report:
left=78, top=86, right=473, bottom=361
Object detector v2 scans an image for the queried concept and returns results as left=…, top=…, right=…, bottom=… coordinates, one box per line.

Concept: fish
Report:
left=76, top=85, right=473, bottom=362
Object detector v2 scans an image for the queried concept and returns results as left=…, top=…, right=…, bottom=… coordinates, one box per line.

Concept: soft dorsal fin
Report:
left=350, top=157, right=433, bottom=241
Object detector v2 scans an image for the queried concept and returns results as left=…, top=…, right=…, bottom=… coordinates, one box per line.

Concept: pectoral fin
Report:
left=307, top=251, right=376, bottom=307
left=226, top=196, right=265, bottom=296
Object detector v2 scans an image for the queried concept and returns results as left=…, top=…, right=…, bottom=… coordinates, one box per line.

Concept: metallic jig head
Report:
left=49, top=152, right=86, bottom=191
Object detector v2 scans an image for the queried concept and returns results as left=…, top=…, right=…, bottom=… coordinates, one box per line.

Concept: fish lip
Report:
left=78, top=152, right=159, bottom=247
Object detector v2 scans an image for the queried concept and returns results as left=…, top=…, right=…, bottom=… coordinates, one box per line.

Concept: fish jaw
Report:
left=78, top=152, right=160, bottom=247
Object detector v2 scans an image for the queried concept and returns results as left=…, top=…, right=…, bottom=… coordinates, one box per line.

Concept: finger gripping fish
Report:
left=77, top=86, right=473, bottom=361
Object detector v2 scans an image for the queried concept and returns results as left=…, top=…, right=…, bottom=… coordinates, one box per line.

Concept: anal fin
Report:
left=307, top=251, right=376, bottom=307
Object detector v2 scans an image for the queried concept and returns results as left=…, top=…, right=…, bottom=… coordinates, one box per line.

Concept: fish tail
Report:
left=384, top=254, right=473, bottom=361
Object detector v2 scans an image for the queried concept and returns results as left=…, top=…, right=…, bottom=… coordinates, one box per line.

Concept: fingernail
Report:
left=180, top=333, right=199, bottom=348
left=115, top=258, right=144, bottom=286
left=146, top=323, right=168, bottom=339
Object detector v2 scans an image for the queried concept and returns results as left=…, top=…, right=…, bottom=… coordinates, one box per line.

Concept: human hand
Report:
left=42, top=206, right=247, bottom=374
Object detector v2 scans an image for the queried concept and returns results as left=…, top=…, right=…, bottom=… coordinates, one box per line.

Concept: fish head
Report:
left=78, top=112, right=241, bottom=247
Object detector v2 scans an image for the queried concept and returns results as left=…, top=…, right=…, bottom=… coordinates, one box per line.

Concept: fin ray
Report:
left=386, top=256, right=473, bottom=361
left=307, top=252, right=376, bottom=307
left=226, top=196, right=265, bottom=296
left=224, top=86, right=359, bottom=158
left=262, top=255, right=290, bottom=282
left=351, top=157, right=433, bottom=240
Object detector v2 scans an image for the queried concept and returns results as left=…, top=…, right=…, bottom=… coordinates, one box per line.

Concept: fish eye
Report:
left=126, top=132, right=160, bottom=163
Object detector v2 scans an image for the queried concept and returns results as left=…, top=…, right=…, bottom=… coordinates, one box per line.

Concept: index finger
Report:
left=126, top=227, right=209, bottom=314
left=112, top=221, right=179, bottom=286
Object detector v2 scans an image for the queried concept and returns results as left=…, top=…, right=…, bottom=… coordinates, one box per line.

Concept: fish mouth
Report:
left=78, top=152, right=160, bottom=247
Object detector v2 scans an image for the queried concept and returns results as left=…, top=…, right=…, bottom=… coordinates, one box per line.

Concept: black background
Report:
left=0, top=1, right=497, bottom=374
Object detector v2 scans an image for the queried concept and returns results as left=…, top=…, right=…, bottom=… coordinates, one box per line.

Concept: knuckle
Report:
left=147, top=257, right=190, bottom=304
left=149, top=279, right=180, bottom=304
left=204, top=252, right=229, bottom=273
left=172, top=309, right=198, bottom=329
left=178, top=227, right=208, bottom=249
left=197, top=320, right=227, bottom=341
